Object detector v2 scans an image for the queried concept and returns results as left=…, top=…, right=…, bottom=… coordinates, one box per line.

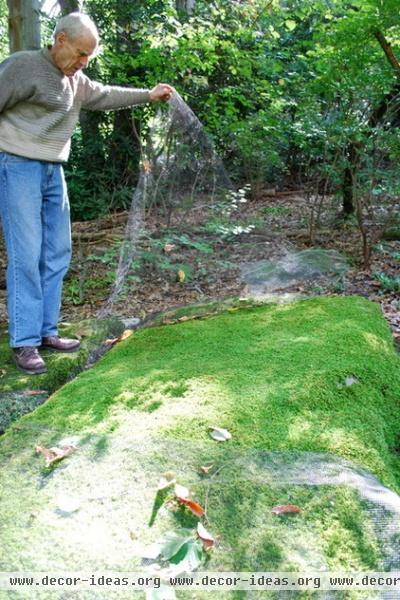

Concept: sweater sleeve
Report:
left=0, top=55, right=35, bottom=113
left=79, top=74, right=151, bottom=111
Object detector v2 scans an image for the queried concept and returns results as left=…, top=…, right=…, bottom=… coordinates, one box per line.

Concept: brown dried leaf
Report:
left=25, top=390, right=47, bottom=396
left=164, top=243, right=176, bottom=254
left=200, top=464, right=214, bottom=474
left=197, top=522, right=215, bottom=549
left=142, top=159, right=152, bottom=174
left=119, top=330, right=133, bottom=342
left=272, top=504, right=302, bottom=515
left=104, top=330, right=133, bottom=348
left=35, top=444, right=77, bottom=467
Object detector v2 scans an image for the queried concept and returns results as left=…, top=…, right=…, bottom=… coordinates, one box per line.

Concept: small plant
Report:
left=373, top=243, right=400, bottom=261
left=87, top=243, right=122, bottom=266
left=206, top=185, right=259, bottom=239
left=373, top=272, right=400, bottom=292
left=64, top=278, right=83, bottom=305
left=260, top=206, right=291, bottom=216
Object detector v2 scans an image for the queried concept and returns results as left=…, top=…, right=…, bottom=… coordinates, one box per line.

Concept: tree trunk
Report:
left=340, top=31, right=400, bottom=216
left=7, top=0, right=41, bottom=52
left=108, top=1, right=143, bottom=191
left=176, top=0, right=195, bottom=14
left=341, top=142, right=358, bottom=216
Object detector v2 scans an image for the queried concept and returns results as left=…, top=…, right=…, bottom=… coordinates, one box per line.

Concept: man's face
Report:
left=53, top=31, right=97, bottom=77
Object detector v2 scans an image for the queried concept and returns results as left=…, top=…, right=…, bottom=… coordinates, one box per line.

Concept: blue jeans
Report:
left=0, top=152, right=71, bottom=347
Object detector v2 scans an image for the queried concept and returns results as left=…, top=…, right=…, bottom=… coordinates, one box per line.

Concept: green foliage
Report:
left=3, top=0, right=400, bottom=221
left=80, top=0, right=398, bottom=218
left=373, top=272, right=400, bottom=292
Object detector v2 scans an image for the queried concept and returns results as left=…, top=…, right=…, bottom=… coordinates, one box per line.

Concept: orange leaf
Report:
left=179, top=498, right=205, bottom=518
left=272, top=504, right=302, bottom=514
left=35, top=445, right=77, bottom=467
left=174, top=484, right=205, bottom=517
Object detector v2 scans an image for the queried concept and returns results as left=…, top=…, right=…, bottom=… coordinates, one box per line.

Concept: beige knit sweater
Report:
left=0, top=48, right=151, bottom=162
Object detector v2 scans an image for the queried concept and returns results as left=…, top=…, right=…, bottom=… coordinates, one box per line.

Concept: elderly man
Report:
left=0, top=12, right=173, bottom=375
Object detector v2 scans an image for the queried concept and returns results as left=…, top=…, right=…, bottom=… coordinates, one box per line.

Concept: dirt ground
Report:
left=0, top=190, right=399, bottom=346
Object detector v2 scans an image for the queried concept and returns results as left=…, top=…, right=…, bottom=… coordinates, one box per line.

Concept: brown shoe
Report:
left=41, top=335, right=81, bottom=353
left=13, top=347, right=47, bottom=375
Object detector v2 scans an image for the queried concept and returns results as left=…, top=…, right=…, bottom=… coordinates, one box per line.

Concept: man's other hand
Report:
left=149, top=83, right=174, bottom=102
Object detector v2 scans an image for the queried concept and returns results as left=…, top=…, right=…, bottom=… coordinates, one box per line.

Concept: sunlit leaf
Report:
left=159, top=530, right=194, bottom=561
left=158, top=471, right=176, bottom=490
left=209, top=427, right=232, bottom=442
left=168, top=539, right=203, bottom=573
left=177, top=269, right=186, bottom=283
left=200, top=464, right=214, bottom=474
left=285, top=19, right=297, bottom=31
left=174, top=484, right=190, bottom=499
left=35, top=445, right=77, bottom=467
left=197, top=522, right=215, bottom=549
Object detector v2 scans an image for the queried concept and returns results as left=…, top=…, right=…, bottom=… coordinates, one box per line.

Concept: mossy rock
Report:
left=1, top=296, right=400, bottom=591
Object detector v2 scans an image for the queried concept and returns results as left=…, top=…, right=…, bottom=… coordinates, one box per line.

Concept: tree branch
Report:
left=374, top=30, right=400, bottom=77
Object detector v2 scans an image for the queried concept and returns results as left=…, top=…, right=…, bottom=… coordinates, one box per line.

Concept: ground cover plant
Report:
left=1, top=296, right=400, bottom=599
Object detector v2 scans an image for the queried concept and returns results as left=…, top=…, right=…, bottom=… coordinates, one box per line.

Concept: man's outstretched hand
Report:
left=149, top=83, right=175, bottom=102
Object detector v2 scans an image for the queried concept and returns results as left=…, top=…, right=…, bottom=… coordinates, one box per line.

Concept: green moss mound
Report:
left=0, top=296, right=399, bottom=599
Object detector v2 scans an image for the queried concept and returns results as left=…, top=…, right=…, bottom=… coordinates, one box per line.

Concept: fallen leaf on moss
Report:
left=25, top=390, right=47, bottom=396
left=35, top=445, right=77, bottom=467
left=200, top=464, right=214, bottom=474
left=164, top=243, right=176, bottom=253
left=179, top=498, right=205, bottom=518
left=209, top=427, right=232, bottom=442
left=272, top=504, right=302, bottom=514
left=174, top=484, right=190, bottom=500
left=119, top=330, right=133, bottom=341
left=177, top=269, right=186, bottom=283
left=197, top=522, right=215, bottom=549
left=104, top=330, right=133, bottom=347
left=158, top=472, right=176, bottom=490
left=174, top=485, right=205, bottom=517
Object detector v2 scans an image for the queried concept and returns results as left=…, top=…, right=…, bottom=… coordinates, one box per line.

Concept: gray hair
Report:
left=54, top=12, right=99, bottom=44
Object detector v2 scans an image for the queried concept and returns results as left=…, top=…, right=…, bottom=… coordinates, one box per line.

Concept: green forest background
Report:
left=0, top=0, right=399, bottom=223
